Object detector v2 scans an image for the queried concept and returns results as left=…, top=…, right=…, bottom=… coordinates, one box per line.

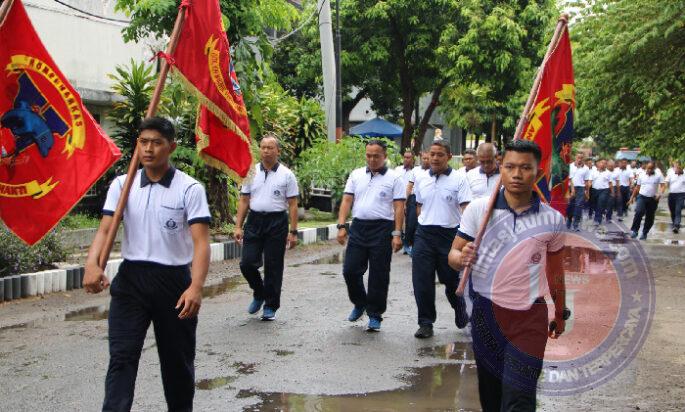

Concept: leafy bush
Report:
left=0, top=224, right=68, bottom=278
left=295, top=136, right=401, bottom=205
left=61, top=213, right=101, bottom=229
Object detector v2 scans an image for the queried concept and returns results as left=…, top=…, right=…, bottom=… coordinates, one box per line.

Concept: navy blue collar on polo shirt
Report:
left=480, top=166, right=500, bottom=177
left=366, top=165, right=388, bottom=175
left=260, top=162, right=280, bottom=172
left=494, top=188, right=541, bottom=215
left=140, top=167, right=175, bottom=188
left=429, top=166, right=453, bottom=178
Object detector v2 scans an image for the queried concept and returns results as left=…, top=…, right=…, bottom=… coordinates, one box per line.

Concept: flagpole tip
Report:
left=559, top=14, right=570, bottom=23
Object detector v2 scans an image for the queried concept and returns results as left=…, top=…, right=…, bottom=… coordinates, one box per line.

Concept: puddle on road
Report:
left=319, top=271, right=338, bottom=277
left=418, top=342, right=474, bottom=361
left=60, top=276, right=244, bottom=323
left=203, top=276, right=245, bottom=299
left=64, top=305, right=108, bottom=321
left=290, top=252, right=345, bottom=267
left=239, top=363, right=480, bottom=412
left=273, top=350, right=295, bottom=357
left=645, top=238, right=685, bottom=246
left=196, top=375, right=237, bottom=390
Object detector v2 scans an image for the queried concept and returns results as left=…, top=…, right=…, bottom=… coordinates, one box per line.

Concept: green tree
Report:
left=572, top=0, right=685, bottom=160
left=439, top=0, right=557, bottom=147
left=107, top=59, right=157, bottom=173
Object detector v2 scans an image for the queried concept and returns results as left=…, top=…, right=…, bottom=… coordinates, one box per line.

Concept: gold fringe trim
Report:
left=172, top=68, right=251, bottom=145
left=195, top=113, right=255, bottom=183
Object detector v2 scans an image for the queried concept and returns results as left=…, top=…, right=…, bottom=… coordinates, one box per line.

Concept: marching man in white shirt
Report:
left=567, top=153, right=591, bottom=231
left=404, top=151, right=431, bottom=255
left=467, top=143, right=500, bottom=199
left=85, top=117, right=211, bottom=411
left=412, top=140, right=472, bottom=339
left=337, top=139, right=405, bottom=331
left=629, top=161, right=666, bottom=240
left=616, top=159, right=633, bottom=221
left=589, top=158, right=614, bottom=225
left=395, top=150, right=416, bottom=255
left=666, top=161, right=685, bottom=234
left=234, top=135, right=300, bottom=321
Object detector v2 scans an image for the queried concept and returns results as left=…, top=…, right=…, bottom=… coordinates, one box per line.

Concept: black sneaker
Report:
left=673, top=227, right=679, bottom=234
left=414, top=325, right=434, bottom=339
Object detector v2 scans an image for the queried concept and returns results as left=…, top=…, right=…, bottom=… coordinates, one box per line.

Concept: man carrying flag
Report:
left=450, top=16, right=573, bottom=411
left=0, top=0, right=120, bottom=245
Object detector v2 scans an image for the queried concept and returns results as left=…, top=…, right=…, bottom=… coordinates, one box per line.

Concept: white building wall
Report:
left=24, top=0, right=155, bottom=107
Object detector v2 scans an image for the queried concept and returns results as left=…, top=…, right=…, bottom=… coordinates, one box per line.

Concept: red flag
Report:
left=170, top=0, right=252, bottom=179
left=0, top=0, right=121, bottom=245
left=521, top=28, right=575, bottom=215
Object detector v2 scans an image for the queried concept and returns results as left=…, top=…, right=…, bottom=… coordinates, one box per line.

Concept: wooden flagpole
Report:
left=98, top=5, right=187, bottom=270
left=0, top=0, right=16, bottom=26
left=456, top=14, right=570, bottom=296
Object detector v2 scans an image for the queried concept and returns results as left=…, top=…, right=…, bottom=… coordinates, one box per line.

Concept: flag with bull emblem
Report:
left=521, top=27, right=575, bottom=215
left=0, top=0, right=121, bottom=245
left=169, top=0, right=252, bottom=179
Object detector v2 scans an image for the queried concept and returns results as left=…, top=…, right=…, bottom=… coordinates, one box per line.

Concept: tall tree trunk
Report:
left=342, top=88, right=367, bottom=133
left=389, top=17, right=414, bottom=151
left=413, top=78, right=449, bottom=154
left=489, top=114, right=496, bottom=143
left=206, top=166, right=233, bottom=226
left=461, top=128, right=467, bottom=153
left=474, top=133, right=480, bottom=148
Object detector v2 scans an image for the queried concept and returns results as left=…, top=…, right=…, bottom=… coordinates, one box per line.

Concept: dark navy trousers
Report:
left=469, top=286, right=547, bottom=412
left=104, top=260, right=196, bottom=412
left=404, top=194, right=418, bottom=247
left=240, top=211, right=289, bottom=310
left=618, top=186, right=631, bottom=217
left=566, top=187, right=586, bottom=229
left=668, top=192, right=684, bottom=229
left=412, top=225, right=466, bottom=326
left=631, top=195, right=658, bottom=235
left=593, top=188, right=610, bottom=224
left=342, top=218, right=394, bottom=320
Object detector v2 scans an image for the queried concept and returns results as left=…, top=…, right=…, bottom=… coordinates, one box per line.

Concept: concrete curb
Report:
left=0, top=224, right=335, bottom=304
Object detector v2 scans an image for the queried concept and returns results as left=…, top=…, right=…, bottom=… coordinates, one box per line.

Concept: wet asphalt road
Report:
left=0, top=207, right=684, bottom=411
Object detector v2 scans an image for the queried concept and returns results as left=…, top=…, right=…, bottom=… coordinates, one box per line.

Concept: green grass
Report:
left=299, top=219, right=337, bottom=229
left=61, top=213, right=101, bottom=229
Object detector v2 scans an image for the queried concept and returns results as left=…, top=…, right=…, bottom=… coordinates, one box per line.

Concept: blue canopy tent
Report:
left=349, top=117, right=403, bottom=139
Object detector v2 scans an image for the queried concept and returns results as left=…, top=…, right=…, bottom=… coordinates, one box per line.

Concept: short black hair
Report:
left=139, top=117, right=175, bottom=141
left=365, top=139, right=388, bottom=152
left=463, top=149, right=476, bottom=156
left=430, top=139, right=451, bottom=155
left=503, top=140, right=542, bottom=164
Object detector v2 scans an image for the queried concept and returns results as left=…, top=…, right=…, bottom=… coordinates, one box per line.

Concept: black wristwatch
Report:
left=289, top=229, right=298, bottom=235
left=337, top=223, right=347, bottom=230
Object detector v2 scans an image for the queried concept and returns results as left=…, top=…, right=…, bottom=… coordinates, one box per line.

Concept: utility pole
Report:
left=334, top=0, right=343, bottom=141
left=317, top=0, right=337, bottom=142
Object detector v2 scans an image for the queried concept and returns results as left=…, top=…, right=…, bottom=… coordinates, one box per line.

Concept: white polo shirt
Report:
left=570, top=164, right=590, bottom=187
left=103, top=168, right=211, bottom=266
left=609, top=169, right=620, bottom=185
left=617, top=168, right=632, bottom=187
left=466, top=166, right=500, bottom=199
left=344, top=166, right=405, bottom=221
left=414, top=167, right=472, bottom=228
left=408, top=166, right=430, bottom=195
left=457, top=191, right=566, bottom=310
left=637, top=173, right=664, bottom=197
left=394, top=165, right=414, bottom=189
left=240, top=163, right=299, bottom=212
left=590, top=169, right=612, bottom=190
left=667, top=172, right=685, bottom=194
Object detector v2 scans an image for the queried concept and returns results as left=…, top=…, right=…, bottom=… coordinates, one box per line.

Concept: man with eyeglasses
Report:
left=336, top=139, right=405, bottom=331
left=84, top=117, right=211, bottom=411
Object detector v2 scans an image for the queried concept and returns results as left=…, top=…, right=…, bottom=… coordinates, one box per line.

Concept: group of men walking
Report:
left=566, top=153, right=684, bottom=239
left=83, top=118, right=567, bottom=411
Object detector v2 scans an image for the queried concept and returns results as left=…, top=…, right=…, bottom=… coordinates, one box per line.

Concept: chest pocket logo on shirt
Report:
left=377, top=183, right=393, bottom=200
left=271, top=183, right=287, bottom=199
left=158, top=207, right=185, bottom=234
left=441, top=188, right=459, bottom=202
